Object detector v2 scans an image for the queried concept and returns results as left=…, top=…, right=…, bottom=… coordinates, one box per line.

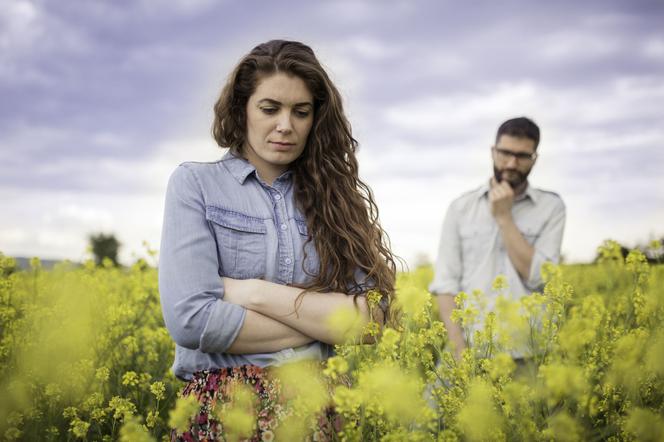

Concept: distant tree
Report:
left=88, top=233, right=121, bottom=267
left=593, top=240, right=629, bottom=263
left=0, top=253, right=18, bottom=276
left=593, top=238, right=664, bottom=264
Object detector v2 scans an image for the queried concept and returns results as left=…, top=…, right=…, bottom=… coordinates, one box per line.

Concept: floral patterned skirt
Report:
left=170, top=365, right=341, bottom=442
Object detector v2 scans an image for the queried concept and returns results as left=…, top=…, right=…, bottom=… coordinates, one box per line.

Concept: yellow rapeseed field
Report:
left=1, top=240, right=662, bottom=441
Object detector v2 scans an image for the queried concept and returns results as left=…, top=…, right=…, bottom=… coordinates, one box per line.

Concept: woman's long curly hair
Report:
left=212, top=40, right=397, bottom=319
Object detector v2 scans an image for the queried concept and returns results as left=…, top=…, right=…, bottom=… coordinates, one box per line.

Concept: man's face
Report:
left=492, top=135, right=537, bottom=188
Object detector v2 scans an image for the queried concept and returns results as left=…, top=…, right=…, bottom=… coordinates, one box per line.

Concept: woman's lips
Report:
left=269, top=141, right=295, bottom=150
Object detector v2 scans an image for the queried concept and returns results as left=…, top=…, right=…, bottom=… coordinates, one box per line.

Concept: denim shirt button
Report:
left=285, top=258, right=292, bottom=265
left=274, top=194, right=282, bottom=201
left=280, top=223, right=287, bottom=231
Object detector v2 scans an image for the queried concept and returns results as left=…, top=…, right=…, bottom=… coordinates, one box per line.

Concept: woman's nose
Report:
left=276, top=112, right=293, bottom=133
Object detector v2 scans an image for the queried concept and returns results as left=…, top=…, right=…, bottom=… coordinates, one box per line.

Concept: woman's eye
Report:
left=294, top=109, right=311, bottom=118
left=261, top=107, right=277, bottom=115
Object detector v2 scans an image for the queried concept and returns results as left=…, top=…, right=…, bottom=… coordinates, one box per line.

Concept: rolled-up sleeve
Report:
left=158, top=165, right=246, bottom=353
left=429, top=202, right=462, bottom=296
left=525, top=198, right=566, bottom=290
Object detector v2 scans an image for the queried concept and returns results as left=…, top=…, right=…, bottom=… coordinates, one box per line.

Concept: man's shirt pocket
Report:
left=515, top=223, right=541, bottom=246
left=459, top=225, right=495, bottom=267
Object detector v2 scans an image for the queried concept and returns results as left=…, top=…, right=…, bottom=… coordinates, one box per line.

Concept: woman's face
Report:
left=243, top=72, right=314, bottom=184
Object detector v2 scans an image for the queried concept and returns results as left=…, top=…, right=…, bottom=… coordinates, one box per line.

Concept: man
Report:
left=429, top=117, right=565, bottom=359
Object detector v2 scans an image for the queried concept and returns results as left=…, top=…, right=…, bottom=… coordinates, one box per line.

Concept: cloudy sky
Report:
left=1, top=0, right=663, bottom=266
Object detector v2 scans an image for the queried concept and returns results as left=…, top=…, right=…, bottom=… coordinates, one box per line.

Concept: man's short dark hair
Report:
left=495, top=117, right=540, bottom=150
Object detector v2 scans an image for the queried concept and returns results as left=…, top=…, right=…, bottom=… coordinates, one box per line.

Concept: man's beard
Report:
left=493, top=166, right=531, bottom=188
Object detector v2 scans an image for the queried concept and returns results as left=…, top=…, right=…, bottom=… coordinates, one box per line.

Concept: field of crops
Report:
left=1, top=241, right=663, bottom=441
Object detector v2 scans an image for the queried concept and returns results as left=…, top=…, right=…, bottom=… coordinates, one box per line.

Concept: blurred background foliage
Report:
left=0, top=239, right=662, bottom=440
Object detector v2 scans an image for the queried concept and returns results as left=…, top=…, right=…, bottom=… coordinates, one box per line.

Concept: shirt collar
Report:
left=222, top=151, right=256, bottom=184
left=221, top=150, right=294, bottom=186
left=523, top=184, right=539, bottom=204
left=478, top=180, right=538, bottom=204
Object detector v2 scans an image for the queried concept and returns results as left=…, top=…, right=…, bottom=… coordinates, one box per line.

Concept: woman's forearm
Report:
left=226, top=309, right=315, bottom=354
left=229, top=279, right=379, bottom=345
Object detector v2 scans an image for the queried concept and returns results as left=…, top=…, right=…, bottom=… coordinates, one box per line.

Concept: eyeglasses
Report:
left=492, top=147, right=537, bottom=162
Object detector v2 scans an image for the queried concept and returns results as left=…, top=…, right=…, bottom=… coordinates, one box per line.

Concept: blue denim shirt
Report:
left=159, top=151, right=335, bottom=380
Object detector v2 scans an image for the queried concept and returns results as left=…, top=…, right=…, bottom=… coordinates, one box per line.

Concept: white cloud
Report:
left=0, top=0, right=40, bottom=51
left=535, top=29, right=624, bottom=62
left=47, top=204, right=114, bottom=228
left=0, top=189, right=165, bottom=264
left=315, top=0, right=414, bottom=24
left=138, top=0, right=219, bottom=15
left=0, top=2, right=91, bottom=86
left=643, top=38, right=664, bottom=58
left=383, top=82, right=540, bottom=135
left=343, top=36, right=403, bottom=61
left=383, top=76, right=664, bottom=138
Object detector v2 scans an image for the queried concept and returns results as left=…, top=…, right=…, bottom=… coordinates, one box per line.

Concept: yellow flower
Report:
left=542, top=412, right=584, bottom=442
left=4, top=428, right=22, bottom=441
left=273, top=361, right=328, bottom=415
left=356, top=363, right=429, bottom=425
left=119, top=415, right=155, bottom=442
left=108, top=396, right=138, bottom=420
left=168, top=395, right=199, bottom=435
left=366, top=290, right=383, bottom=307
left=487, top=353, right=516, bottom=381
left=363, top=320, right=381, bottom=338
left=539, top=364, right=588, bottom=405
left=149, top=381, right=166, bottom=401
left=456, top=379, right=504, bottom=441
left=326, top=306, right=364, bottom=343
left=121, top=371, right=139, bottom=387
left=323, top=356, right=349, bottom=381
left=69, top=418, right=90, bottom=439
left=625, top=408, right=664, bottom=442
left=216, top=383, right=256, bottom=441
left=395, top=285, right=430, bottom=320
left=491, top=274, right=509, bottom=292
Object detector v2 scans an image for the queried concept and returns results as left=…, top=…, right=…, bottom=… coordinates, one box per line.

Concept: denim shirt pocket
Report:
left=206, top=206, right=267, bottom=279
left=295, top=218, right=320, bottom=277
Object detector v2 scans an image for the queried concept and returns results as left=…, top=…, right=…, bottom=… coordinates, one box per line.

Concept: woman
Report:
left=159, top=40, right=396, bottom=440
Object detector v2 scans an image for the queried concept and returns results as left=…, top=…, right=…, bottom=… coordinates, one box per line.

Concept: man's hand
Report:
left=489, top=179, right=514, bottom=223
left=488, top=178, right=535, bottom=281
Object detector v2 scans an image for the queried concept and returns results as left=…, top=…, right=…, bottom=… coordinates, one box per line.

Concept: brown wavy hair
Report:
left=212, top=40, right=397, bottom=319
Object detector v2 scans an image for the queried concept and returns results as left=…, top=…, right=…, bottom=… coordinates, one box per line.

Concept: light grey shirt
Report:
left=159, top=151, right=341, bottom=380
left=429, top=182, right=566, bottom=337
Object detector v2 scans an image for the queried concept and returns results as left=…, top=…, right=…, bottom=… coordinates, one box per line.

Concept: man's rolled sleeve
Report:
left=525, top=199, right=566, bottom=290
left=429, top=203, right=463, bottom=296
left=159, top=165, right=246, bottom=353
